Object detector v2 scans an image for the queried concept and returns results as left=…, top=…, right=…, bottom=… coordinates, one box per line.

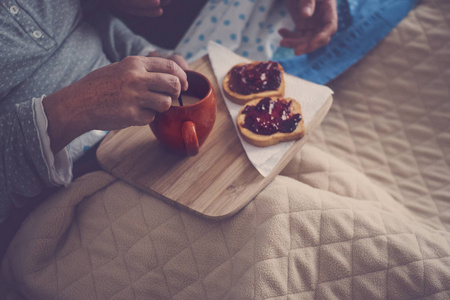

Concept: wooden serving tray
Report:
left=96, top=56, right=332, bottom=219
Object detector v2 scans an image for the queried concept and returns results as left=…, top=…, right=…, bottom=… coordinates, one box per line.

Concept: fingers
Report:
left=139, top=90, right=173, bottom=113
left=278, top=29, right=327, bottom=55
left=309, top=22, right=336, bottom=50
left=278, top=0, right=338, bottom=55
left=136, top=108, right=156, bottom=124
left=138, top=56, right=189, bottom=92
left=278, top=28, right=314, bottom=55
left=299, top=0, right=316, bottom=17
left=279, top=27, right=317, bottom=41
left=126, top=56, right=188, bottom=113
left=145, top=72, right=183, bottom=102
left=307, top=0, right=338, bottom=51
left=126, top=0, right=171, bottom=9
left=112, top=0, right=172, bottom=17
left=110, top=56, right=186, bottom=121
left=113, top=0, right=160, bottom=9
left=147, top=51, right=190, bottom=71
left=166, top=54, right=190, bottom=71
left=121, top=7, right=163, bottom=17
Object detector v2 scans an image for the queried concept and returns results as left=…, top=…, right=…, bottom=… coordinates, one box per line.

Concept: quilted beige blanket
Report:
left=2, top=0, right=450, bottom=299
left=2, top=145, right=449, bottom=300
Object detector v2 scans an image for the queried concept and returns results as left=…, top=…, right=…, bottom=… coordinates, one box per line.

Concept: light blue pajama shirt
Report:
left=0, top=0, right=160, bottom=223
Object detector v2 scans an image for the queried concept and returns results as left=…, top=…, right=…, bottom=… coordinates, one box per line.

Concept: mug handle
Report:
left=182, top=121, right=199, bottom=156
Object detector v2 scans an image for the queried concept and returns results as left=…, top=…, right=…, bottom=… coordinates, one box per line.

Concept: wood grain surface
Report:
left=96, top=56, right=332, bottom=219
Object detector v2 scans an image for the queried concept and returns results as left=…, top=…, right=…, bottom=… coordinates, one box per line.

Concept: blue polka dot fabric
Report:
left=176, top=0, right=419, bottom=85
left=175, top=0, right=292, bottom=63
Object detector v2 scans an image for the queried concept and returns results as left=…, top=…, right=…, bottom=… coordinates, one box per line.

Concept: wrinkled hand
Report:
left=76, top=56, right=188, bottom=129
left=279, top=0, right=338, bottom=55
left=44, top=56, right=188, bottom=153
left=110, top=0, right=172, bottom=17
left=146, top=50, right=190, bottom=71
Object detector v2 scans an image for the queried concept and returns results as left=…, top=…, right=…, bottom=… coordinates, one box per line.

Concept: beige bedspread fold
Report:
left=2, top=145, right=450, bottom=299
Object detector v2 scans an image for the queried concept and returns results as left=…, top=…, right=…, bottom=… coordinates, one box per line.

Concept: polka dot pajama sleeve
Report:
left=0, top=100, right=63, bottom=223
left=175, top=0, right=294, bottom=63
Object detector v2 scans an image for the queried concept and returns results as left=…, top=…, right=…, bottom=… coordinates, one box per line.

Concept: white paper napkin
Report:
left=207, top=41, right=333, bottom=177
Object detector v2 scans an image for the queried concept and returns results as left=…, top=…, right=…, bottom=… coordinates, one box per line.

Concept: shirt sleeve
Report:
left=33, top=96, right=73, bottom=186
left=83, top=7, right=169, bottom=62
left=0, top=97, right=71, bottom=223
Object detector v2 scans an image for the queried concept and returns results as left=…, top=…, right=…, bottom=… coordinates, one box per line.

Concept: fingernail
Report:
left=303, top=6, right=312, bottom=16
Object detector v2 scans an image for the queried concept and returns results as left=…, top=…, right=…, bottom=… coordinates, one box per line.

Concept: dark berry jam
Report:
left=242, top=97, right=302, bottom=135
left=228, top=61, right=282, bottom=95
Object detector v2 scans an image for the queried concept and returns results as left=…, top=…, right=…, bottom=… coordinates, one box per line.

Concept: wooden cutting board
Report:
left=96, top=56, right=332, bottom=219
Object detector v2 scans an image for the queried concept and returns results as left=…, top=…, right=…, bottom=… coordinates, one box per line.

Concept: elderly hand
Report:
left=279, top=0, right=338, bottom=56
left=146, top=50, right=190, bottom=71
left=110, top=0, right=172, bottom=17
left=43, top=56, right=188, bottom=153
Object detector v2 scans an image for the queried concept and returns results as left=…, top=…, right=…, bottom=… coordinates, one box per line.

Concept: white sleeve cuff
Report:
left=33, top=95, right=73, bottom=187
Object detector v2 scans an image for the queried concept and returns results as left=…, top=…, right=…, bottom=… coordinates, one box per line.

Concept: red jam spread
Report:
left=242, top=97, right=302, bottom=135
left=228, top=61, right=282, bottom=95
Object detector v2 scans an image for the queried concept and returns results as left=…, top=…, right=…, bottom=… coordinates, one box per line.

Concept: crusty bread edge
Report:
left=237, top=97, right=305, bottom=147
left=222, top=61, right=285, bottom=105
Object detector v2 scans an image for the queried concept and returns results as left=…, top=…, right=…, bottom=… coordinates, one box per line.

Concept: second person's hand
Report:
left=279, top=0, right=338, bottom=56
left=109, top=0, right=173, bottom=17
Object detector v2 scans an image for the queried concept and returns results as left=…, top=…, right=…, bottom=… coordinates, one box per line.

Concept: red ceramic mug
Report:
left=149, top=70, right=216, bottom=156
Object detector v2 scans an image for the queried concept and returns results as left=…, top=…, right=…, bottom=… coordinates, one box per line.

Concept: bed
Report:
left=1, top=0, right=449, bottom=298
